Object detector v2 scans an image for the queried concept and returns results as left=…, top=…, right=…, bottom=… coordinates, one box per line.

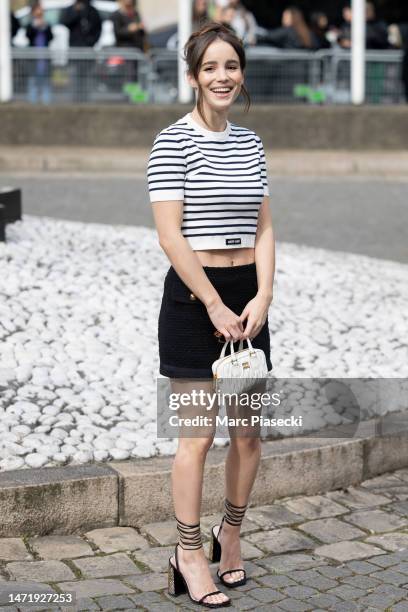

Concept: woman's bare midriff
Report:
left=195, top=247, right=255, bottom=268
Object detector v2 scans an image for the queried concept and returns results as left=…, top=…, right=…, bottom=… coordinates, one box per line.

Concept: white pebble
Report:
left=25, top=453, right=48, bottom=468
left=110, top=448, right=130, bottom=460
left=0, top=456, right=25, bottom=470
left=94, top=450, right=109, bottom=461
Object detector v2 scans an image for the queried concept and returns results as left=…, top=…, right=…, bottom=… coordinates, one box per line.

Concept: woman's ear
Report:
left=186, top=72, right=198, bottom=90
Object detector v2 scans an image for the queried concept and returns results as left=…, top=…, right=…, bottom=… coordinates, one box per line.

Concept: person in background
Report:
left=388, top=22, right=408, bottom=102
left=61, top=0, right=101, bottom=47
left=112, top=0, right=146, bottom=50
left=365, top=1, right=389, bottom=50
left=26, top=1, right=53, bottom=104
left=401, top=24, right=408, bottom=103
left=218, top=4, right=238, bottom=36
left=193, top=0, right=210, bottom=32
left=214, top=0, right=258, bottom=46
left=310, top=11, right=331, bottom=50
left=11, top=12, right=20, bottom=43
left=112, top=0, right=146, bottom=83
left=337, top=3, right=352, bottom=49
left=262, top=6, right=318, bottom=50
left=60, top=0, right=102, bottom=101
left=337, top=1, right=389, bottom=50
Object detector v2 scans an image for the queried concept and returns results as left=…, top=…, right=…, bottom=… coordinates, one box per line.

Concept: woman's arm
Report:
left=255, top=195, right=275, bottom=302
left=239, top=195, right=275, bottom=339
left=152, top=201, right=244, bottom=341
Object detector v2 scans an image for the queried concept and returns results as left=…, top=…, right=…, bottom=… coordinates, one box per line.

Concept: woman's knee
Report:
left=176, top=435, right=215, bottom=459
left=230, top=435, right=261, bottom=455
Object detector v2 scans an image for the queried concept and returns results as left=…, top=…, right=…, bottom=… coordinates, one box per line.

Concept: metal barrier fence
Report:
left=323, top=48, right=405, bottom=104
left=11, top=47, right=406, bottom=105
left=12, top=47, right=150, bottom=104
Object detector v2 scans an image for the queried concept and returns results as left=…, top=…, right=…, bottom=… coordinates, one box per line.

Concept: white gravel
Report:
left=0, top=215, right=407, bottom=471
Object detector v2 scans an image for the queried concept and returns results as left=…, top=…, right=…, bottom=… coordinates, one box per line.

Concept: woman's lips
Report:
left=211, top=88, right=233, bottom=98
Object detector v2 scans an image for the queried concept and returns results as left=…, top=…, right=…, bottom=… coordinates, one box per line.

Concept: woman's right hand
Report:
left=206, top=301, right=244, bottom=342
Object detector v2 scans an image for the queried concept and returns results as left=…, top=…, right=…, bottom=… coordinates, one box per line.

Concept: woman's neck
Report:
left=190, top=107, right=228, bottom=132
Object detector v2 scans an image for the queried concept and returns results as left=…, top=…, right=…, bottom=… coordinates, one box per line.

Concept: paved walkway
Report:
left=2, top=468, right=408, bottom=611
left=2, top=147, right=408, bottom=176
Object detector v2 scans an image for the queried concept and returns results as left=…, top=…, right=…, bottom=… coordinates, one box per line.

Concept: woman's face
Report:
left=282, top=9, right=292, bottom=27
left=221, top=7, right=236, bottom=23
left=318, top=14, right=328, bottom=29
left=188, top=39, right=244, bottom=111
left=33, top=5, right=44, bottom=19
left=194, top=0, right=208, bottom=13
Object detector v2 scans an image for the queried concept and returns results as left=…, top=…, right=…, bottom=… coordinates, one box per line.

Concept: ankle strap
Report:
left=175, top=516, right=202, bottom=550
left=224, top=498, right=247, bottom=527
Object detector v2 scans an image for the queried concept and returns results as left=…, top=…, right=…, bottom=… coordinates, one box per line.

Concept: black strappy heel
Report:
left=209, top=499, right=247, bottom=588
left=168, top=517, right=231, bottom=608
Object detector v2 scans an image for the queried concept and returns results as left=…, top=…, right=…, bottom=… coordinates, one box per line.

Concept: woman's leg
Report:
left=217, top=383, right=264, bottom=583
left=170, top=378, right=229, bottom=605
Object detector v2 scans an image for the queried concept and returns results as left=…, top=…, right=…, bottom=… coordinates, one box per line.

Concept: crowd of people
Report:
left=9, top=0, right=408, bottom=52
left=8, top=0, right=408, bottom=103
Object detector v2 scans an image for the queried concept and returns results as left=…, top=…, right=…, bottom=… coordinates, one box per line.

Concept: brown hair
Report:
left=286, top=7, right=313, bottom=49
left=183, top=22, right=251, bottom=129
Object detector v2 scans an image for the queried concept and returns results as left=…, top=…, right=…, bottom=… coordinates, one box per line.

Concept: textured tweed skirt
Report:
left=158, top=262, right=272, bottom=379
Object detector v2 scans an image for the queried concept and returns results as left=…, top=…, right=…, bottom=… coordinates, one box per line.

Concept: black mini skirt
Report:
left=158, top=262, right=272, bottom=379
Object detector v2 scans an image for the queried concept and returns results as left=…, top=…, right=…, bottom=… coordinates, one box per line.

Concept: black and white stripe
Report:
left=147, top=113, right=269, bottom=250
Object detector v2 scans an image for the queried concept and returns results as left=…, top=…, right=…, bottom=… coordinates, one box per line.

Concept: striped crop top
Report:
left=147, top=112, right=269, bottom=251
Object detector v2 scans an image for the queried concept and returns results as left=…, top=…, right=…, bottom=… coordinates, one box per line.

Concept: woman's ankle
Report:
left=177, top=544, right=205, bottom=563
left=220, top=520, right=241, bottom=538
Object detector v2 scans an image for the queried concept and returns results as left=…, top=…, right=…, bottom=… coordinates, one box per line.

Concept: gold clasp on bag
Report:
left=242, top=362, right=250, bottom=369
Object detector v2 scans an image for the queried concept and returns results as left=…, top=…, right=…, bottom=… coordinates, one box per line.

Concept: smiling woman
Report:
left=146, top=21, right=275, bottom=609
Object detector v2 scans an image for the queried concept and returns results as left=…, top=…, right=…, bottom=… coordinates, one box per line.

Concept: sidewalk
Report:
left=2, top=147, right=408, bottom=176
left=1, top=468, right=408, bottom=611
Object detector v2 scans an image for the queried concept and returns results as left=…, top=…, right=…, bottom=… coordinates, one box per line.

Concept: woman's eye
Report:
left=204, top=66, right=238, bottom=71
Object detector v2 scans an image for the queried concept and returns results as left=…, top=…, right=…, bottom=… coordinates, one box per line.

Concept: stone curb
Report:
left=0, top=411, right=407, bottom=537
left=2, top=146, right=408, bottom=176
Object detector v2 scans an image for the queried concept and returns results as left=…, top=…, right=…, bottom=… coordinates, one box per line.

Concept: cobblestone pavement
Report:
left=2, top=468, right=408, bottom=611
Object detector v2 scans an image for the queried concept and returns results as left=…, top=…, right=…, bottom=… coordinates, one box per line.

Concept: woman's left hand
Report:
left=239, top=294, right=272, bottom=340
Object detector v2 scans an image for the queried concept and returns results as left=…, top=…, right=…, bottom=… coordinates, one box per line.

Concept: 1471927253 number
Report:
left=9, top=592, right=74, bottom=604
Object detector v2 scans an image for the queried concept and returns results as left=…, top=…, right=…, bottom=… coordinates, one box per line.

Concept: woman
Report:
left=263, top=6, right=317, bottom=50
left=112, top=0, right=145, bottom=50
left=193, top=0, right=210, bottom=32
left=26, top=1, right=53, bottom=105
left=310, top=11, right=331, bottom=50
left=214, top=0, right=258, bottom=46
left=112, top=0, right=146, bottom=82
left=147, top=22, right=275, bottom=608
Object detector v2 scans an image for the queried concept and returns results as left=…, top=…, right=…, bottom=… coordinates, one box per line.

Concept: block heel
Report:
left=209, top=529, right=222, bottom=563
left=168, top=559, right=187, bottom=596
left=167, top=543, right=231, bottom=608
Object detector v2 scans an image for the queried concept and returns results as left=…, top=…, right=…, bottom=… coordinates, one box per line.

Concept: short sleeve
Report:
left=147, top=131, right=186, bottom=202
left=255, top=135, right=269, bottom=197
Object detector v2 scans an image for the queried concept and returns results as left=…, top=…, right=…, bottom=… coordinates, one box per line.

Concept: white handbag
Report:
left=212, top=338, right=270, bottom=395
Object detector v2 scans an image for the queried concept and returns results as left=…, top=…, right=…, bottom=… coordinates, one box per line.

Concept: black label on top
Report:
left=226, top=238, right=241, bottom=245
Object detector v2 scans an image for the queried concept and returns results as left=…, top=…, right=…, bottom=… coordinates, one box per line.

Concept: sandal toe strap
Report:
left=218, top=568, right=246, bottom=579
left=199, top=589, right=222, bottom=603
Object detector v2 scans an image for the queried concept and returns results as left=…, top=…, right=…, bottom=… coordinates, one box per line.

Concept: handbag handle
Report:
left=238, top=338, right=253, bottom=352
left=219, top=337, right=254, bottom=359
left=220, top=339, right=235, bottom=359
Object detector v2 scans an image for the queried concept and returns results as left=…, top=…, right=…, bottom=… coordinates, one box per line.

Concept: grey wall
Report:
left=1, top=104, right=408, bottom=149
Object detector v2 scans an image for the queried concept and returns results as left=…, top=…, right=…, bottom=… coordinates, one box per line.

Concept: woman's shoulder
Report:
left=153, top=115, right=195, bottom=144
left=229, top=122, right=262, bottom=143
